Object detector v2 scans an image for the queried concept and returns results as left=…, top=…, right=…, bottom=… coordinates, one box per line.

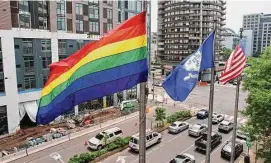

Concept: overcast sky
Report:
left=151, top=0, right=271, bottom=33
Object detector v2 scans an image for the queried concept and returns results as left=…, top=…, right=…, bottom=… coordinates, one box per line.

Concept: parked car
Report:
left=168, top=121, right=189, bottom=134
left=188, top=124, right=208, bottom=137
left=218, top=120, right=234, bottom=133
left=212, top=113, right=225, bottom=124
left=168, top=153, right=195, bottom=163
left=196, top=109, right=209, bottom=119
left=237, top=127, right=248, bottom=140
left=88, top=127, right=123, bottom=150
left=26, top=137, right=37, bottom=147
left=129, top=130, right=162, bottom=152
left=221, top=140, right=243, bottom=160
left=195, top=132, right=222, bottom=151
left=35, top=137, right=45, bottom=145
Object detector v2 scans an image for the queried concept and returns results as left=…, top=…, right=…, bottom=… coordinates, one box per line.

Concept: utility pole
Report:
left=230, top=28, right=243, bottom=163
left=205, top=19, right=217, bottom=163
left=139, top=1, right=149, bottom=163
left=152, top=73, right=155, bottom=100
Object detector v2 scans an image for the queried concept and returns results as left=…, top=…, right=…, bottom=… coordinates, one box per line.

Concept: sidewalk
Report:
left=0, top=111, right=139, bottom=163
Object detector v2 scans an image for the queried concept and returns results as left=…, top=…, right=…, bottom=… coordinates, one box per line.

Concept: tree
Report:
left=154, top=107, right=166, bottom=127
left=242, top=46, right=271, bottom=162
left=221, top=48, right=233, bottom=60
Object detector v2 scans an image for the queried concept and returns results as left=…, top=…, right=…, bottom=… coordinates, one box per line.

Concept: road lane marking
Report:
left=167, top=130, right=189, bottom=143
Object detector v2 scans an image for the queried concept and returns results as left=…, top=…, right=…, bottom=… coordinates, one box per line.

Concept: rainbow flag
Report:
left=36, top=11, right=148, bottom=124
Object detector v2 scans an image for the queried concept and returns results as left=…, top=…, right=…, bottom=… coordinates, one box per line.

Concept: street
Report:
left=10, top=83, right=248, bottom=163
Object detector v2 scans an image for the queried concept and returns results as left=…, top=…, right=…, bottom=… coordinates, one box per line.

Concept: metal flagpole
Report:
left=206, top=19, right=217, bottom=163
left=139, top=1, right=149, bottom=163
left=230, top=28, right=243, bottom=163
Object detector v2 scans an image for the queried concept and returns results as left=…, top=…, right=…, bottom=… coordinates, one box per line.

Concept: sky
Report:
left=151, top=0, right=271, bottom=33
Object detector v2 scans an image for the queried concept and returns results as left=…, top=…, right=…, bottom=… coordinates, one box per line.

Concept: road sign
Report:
left=246, top=138, right=252, bottom=148
left=116, top=156, right=127, bottom=163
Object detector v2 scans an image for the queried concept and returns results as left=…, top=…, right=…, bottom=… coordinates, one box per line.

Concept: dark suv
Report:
left=196, top=109, right=209, bottom=119
left=221, top=140, right=243, bottom=160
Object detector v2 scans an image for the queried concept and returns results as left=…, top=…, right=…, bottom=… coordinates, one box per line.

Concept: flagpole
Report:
left=205, top=19, right=217, bottom=163
left=139, top=1, right=149, bottom=163
left=230, top=28, right=243, bottom=163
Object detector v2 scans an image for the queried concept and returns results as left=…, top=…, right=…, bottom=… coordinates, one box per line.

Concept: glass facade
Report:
left=56, top=0, right=66, bottom=31
left=0, top=106, right=8, bottom=135
left=75, top=4, right=83, bottom=15
left=0, top=39, right=4, bottom=93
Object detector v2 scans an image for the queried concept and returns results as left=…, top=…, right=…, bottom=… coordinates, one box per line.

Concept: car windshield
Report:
left=221, top=121, right=229, bottom=125
left=95, top=133, right=104, bottom=140
left=198, top=111, right=205, bottom=114
left=171, top=123, right=177, bottom=127
left=192, top=125, right=201, bottom=130
left=223, top=143, right=232, bottom=152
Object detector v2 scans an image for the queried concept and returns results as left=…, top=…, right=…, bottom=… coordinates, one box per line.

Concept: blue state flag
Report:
left=162, top=31, right=215, bottom=102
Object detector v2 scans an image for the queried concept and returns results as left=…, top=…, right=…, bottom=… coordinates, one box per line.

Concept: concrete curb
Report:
left=1, top=112, right=139, bottom=163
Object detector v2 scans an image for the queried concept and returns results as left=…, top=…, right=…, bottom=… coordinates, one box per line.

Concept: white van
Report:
left=129, top=130, right=162, bottom=152
left=88, top=127, right=123, bottom=150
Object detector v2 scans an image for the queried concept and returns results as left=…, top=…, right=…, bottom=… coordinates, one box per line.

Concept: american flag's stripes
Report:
left=219, top=46, right=247, bottom=84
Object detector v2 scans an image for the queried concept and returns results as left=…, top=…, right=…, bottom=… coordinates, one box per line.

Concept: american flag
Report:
left=219, top=45, right=247, bottom=84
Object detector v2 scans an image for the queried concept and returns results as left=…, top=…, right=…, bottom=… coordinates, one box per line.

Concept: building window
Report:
left=43, top=76, right=48, bottom=85
left=118, top=11, right=121, bottom=23
left=107, top=9, right=113, bottom=19
left=89, top=5, right=99, bottom=19
left=0, top=79, right=4, bottom=93
left=76, top=40, right=85, bottom=50
left=127, top=86, right=137, bottom=100
left=38, top=17, right=48, bottom=29
left=0, top=106, right=8, bottom=136
left=19, top=1, right=29, bottom=12
left=57, top=17, right=66, bottom=30
left=76, top=20, right=84, bottom=32
left=22, top=39, right=33, bottom=54
left=107, top=23, right=113, bottom=31
left=137, top=1, right=142, bottom=12
left=89, top=21, right=99, bottom=33
left=128, top=1, right=136, bottom=10
left=58, top=39, right=67, bottom=54
left=57, top=0, right=66, bottom=30
left=42, top=57, right=51, bottom=69
left=19, top=14, right=31, bottom=28
left=76, top=4, right=83, bottom=15
left=89, top=0, right=99, bottom=4
left=41, top=39, right=51, bottom=52
left=24, top=56, right=34, bottom=74
left=24, top=76, right=36, bottom=89
left=38, top=1, right=48, bottom=14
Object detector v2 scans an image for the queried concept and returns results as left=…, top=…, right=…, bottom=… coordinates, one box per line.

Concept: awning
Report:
left=19, top=101, right=38, bottom=122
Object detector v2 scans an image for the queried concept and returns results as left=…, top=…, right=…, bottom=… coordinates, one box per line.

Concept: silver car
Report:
left=168, top=121, right=189, bottom=134
left=212, top=113, right=225, bottom=124
left=218, top=120, right=234, bottom=132
left=168, top=153, right=195, bottom=163
left=188, top=124, right=208, bottom=137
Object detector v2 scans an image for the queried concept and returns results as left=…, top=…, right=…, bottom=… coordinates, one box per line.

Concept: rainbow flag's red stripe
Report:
left=37, top=12, right=147, bottom=124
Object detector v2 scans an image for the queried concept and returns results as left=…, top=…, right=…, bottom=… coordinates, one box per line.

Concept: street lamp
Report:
left=152, top=73, right=155, bottom=100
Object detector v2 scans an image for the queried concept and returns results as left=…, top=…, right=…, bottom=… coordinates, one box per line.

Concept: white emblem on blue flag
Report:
left=183, top=50, right=202, bottom=81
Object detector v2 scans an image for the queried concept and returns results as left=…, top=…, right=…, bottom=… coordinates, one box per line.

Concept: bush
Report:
left=166, top=110, right=192, bottom=123
left=69, top=137, right=130, bottom=163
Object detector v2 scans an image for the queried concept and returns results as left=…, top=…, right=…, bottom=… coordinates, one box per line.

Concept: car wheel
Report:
left=97, top=145, right=103, bottom=150
left=157, top=138, right=161, bottom=144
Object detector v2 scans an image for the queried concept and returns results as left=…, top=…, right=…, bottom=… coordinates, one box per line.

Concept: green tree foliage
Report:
left=222, top=48, right=233, bottom=60
left=242, top=46, right=271, bottom=162
left=154, top=107, right=166, bottom=127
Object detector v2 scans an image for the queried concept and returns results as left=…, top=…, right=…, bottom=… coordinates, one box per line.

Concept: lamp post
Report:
left=152, top=73, right=155, bottom=100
